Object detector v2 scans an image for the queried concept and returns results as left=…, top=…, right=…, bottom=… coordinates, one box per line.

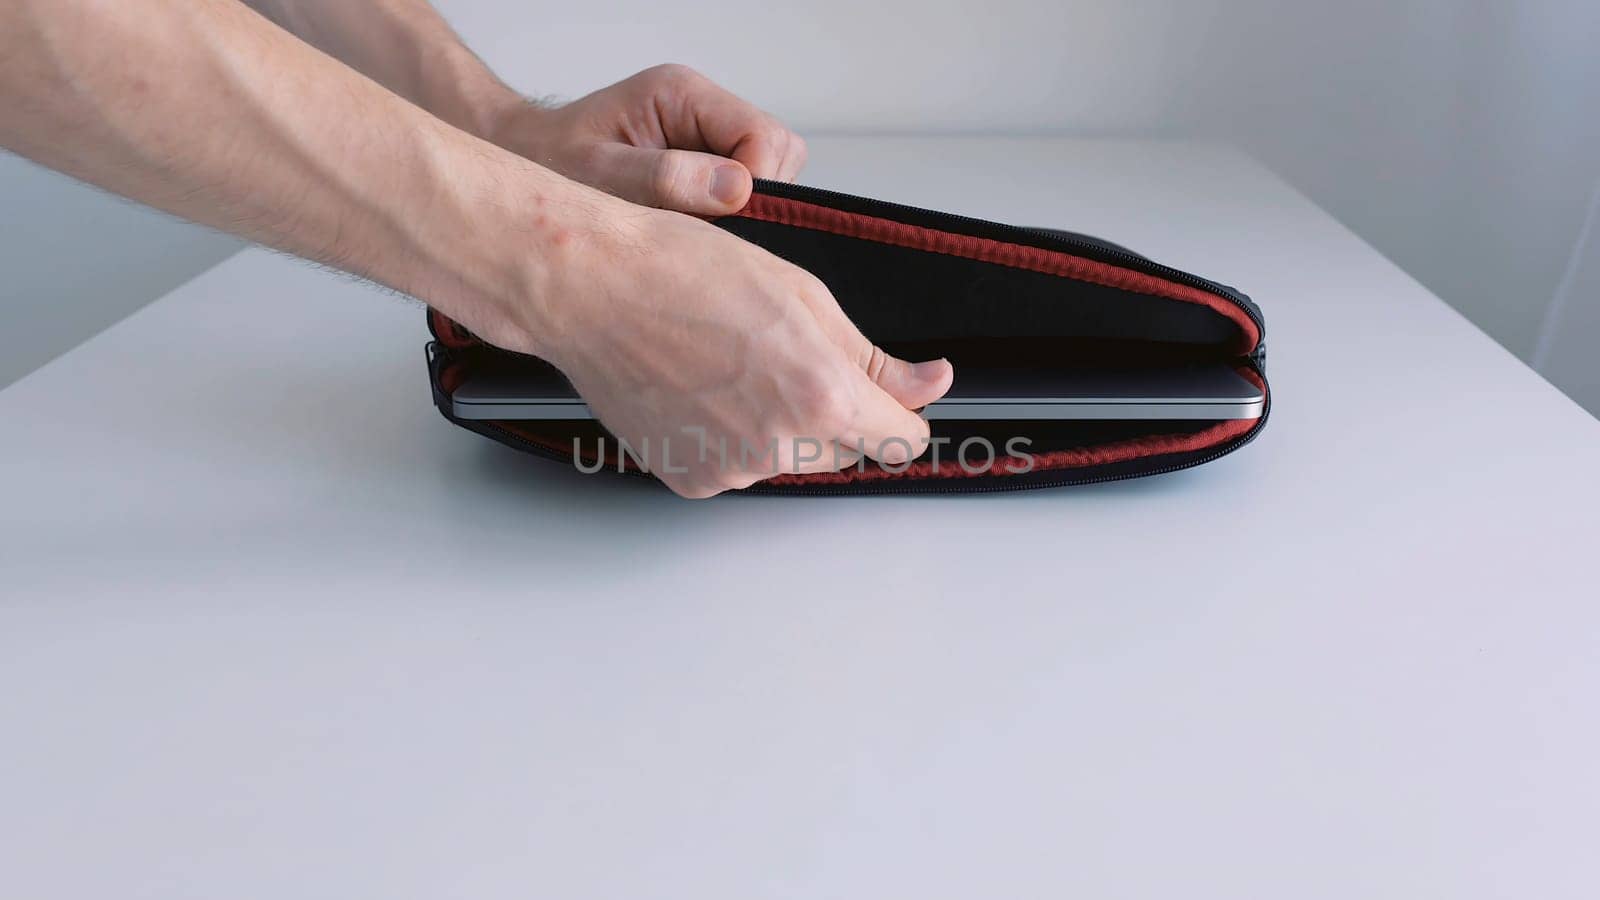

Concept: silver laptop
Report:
left=450, top=363, right=1264, bottom=421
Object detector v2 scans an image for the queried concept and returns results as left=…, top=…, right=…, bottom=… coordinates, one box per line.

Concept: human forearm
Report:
left=0, top=0, right=611, bottom=355
left=244, top=1, right=813, bottom=217
left=241, top=0, right=520, bottom=139
left=0, top=0, right=948, bottom=497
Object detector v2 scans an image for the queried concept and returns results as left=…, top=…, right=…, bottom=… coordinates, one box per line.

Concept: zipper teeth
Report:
left=750, top=178, right=1267, bottom=338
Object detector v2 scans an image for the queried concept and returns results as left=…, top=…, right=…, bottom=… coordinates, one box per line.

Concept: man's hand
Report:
left=490, top=64, right=807, bottom=216
left=515, top=202, right=951, bottom=498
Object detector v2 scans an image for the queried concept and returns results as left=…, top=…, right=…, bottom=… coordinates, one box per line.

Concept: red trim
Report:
left=429, top=309, right=479, bottom=350
left=735, top=194, right=1260, bottom=354
left=439, top=361, right=467, bottom=394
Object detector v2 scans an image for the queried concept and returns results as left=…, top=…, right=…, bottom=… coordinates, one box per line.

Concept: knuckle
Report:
left=862, top=344, right=890, bottom=384
left=645, top=63, right=699, bottom=88
left=755, top=130, right=786, bottom=165
left=789, top=268, right=829, bottom=302
left=572, top=139, right=611, bottom=175
left=795, top=373, right=856, bottom=431
left=649, top=153, right=690, bottom=202
left=790, top=133, right=809, bottom=163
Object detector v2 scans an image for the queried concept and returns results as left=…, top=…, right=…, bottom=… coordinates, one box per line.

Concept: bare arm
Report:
left=241, top=0, right=518, bottom=138
left=0, top=0, right=949, bottom=497
left=241, top=0, right=809, bottom=214
left=0, top=0, right=586, bottom=352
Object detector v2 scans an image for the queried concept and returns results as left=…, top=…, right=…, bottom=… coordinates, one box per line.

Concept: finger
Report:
left=651, top=68, right=792, bottom=179
left=795, top=281, right=954, bottom=409
left=588, top=143, right=753, bottom=215
left=710, top=433, right=862, bottom=482
left=835, top=374, right=934, bottom=468
left=786, top=438, right=865, bottom=475
left=723, top=124, right=790, bottom=182
left=863, top=347, right=954, bottom=412
left=776, top=133, right=808, bottom=182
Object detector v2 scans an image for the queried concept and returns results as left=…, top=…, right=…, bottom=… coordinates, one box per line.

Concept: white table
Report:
left=3, top=138, right=1598, bottom=898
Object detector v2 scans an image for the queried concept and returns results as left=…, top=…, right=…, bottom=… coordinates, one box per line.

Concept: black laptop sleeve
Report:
left=425, top=179, right=1269, bottom=495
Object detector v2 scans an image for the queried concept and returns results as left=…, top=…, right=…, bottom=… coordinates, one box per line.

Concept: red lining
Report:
left=736, top=194, right=1260, bottom=354
left=439, top=360, right=467, bottom=393
left=429, top=309, right=480, bottom=350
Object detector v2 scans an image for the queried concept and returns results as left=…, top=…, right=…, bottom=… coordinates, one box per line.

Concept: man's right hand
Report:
left=500, top=200, right=954, bottom=498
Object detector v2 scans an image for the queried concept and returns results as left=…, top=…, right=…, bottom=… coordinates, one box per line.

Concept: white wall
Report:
left=1536, top=183, right=1600, bottom=409
left=1190, top=1, right=1600, bottom=367
left=4, top=0, right=1597, bottom=414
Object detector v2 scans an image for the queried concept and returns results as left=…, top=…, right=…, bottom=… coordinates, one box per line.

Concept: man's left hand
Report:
left=491, top=63, right=807, bottom=216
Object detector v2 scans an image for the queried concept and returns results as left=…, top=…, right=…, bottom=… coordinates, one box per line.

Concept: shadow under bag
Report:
left=425, top=180, right=1269, bottom=495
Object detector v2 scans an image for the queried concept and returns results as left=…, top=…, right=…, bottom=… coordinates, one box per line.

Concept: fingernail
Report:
left=710, top=165, right=744, bottom=204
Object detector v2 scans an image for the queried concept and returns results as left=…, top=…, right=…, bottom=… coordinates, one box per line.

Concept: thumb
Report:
left=861, top=346, right=955, bottom=411
left=588, top=143, right=753, bottom=215
left=798, top=286, right=955, bottom=410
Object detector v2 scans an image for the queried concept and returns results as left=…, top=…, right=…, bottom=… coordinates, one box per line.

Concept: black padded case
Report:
left=426, top=180, right=1269, bottom=495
